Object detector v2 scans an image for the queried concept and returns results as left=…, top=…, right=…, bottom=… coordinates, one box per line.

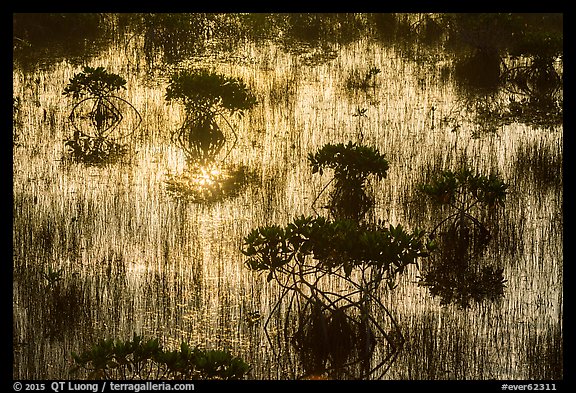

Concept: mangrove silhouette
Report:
left=309, top=142, right=389, bottom=222
left=63, top=66, right=142, bottom=165
left=163, top=68, right=259, bottom=202
left=71, top=333, right=250, bottom=380
left=242, top=212, right=434, bottom=378
left=418, top=167, right=509, bottom=307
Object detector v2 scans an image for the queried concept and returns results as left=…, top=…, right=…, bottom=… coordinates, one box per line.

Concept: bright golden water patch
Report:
left=13, top=13, right=563, bottom=380
left=164, top=163, right=259, bottom=202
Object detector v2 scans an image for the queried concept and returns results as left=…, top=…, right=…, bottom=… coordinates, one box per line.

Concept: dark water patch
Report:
left=453, top=48, right=503, bottom=97
left=398, top=312, right=473, bottom=379
left=512, top=137, right=563, bottom=190
left=13, top=13, right=114, bottom=71
left=525, top=321, right=563, bottom=379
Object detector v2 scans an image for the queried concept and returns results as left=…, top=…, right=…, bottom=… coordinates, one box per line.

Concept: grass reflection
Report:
left=12, top=12, right=563, bottom=380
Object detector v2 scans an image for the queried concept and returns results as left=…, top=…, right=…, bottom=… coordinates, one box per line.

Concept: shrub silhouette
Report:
left=308, top=142, right=389, bottom=221
left=165, top=68, right=257, bottom=162
left=418, top=167, right=509, bottom=307
left=71, top=333, right=250, bottom=380
left=63, top=66, right=141, bottom=164
left=242, top=215, right=433, bottom=378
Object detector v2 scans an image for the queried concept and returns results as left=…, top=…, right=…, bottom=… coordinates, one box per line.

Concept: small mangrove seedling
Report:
left=308, top=141, right=389, bottom=221
left=71, top=333, right=251, bottom=380
left=352, top=107, right=368, bottom=117
left=42, top=266, right=64, bottom=289
left=418, top=166, right=508, bottom=307
left=419, top=166, right=508, bottom=244
left=63, top=66, right=141, bottom=164
left=165, top=68, right=257, bottom=162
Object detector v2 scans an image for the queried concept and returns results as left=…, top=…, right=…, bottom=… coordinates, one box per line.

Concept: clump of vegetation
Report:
left=418, top=167, right=509, bottom=307
left=308, top=142, right=389, bottom=221
left=71, top=333, right=251, bottom=380
left=165, top=68, right=257, bottom=162
left=242, top=215, right=434, bottom=377
left=63, top=66, right=141, bottom=165
left=309, top=142, right=390, bottom=183
left=63, top=66, right=127, bottom=99
left=420, top=167, right=508, bottom=239
left=243, top=215, right=431, bottom=281
left=165, top=69, right=257, bottom=116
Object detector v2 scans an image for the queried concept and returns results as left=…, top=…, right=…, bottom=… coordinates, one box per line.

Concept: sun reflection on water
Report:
left=164, top=162, right=258, bottom=203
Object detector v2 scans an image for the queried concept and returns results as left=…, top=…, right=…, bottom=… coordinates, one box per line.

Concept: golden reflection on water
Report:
left=164, top=162, right=257, bottom=203
left=12, top=15, right=563, bottom=380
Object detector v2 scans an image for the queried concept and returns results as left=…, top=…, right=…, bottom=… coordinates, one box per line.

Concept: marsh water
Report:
left=12, top=14, right=563, bottom=380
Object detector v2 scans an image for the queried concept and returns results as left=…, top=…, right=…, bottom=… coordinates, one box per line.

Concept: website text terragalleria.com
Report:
left=109, top=382, right=194, bottom=392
